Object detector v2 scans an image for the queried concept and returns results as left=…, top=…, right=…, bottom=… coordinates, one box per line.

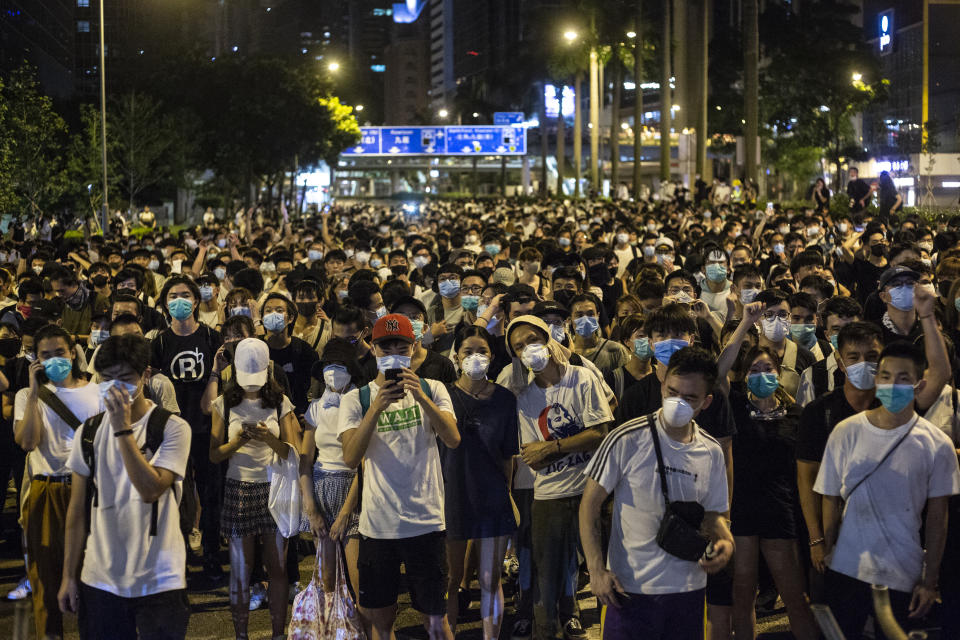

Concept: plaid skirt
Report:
left=221, top=478, right=277, bottom=539
left=299, top=466, right=360, bottom=537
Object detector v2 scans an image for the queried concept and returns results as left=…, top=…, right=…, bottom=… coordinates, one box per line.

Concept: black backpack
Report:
left=80, top=407, right=173, bottom=536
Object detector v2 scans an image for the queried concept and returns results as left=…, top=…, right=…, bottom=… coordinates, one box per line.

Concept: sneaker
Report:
left=288, top=581, right=303, bottom=603
left=511, top=618, right=532, bottom=639
left=249, top=582, right=268, bottom=611
left=562, top=618, right=587, bottom=640
left=6, top=577, right=30, bottom=601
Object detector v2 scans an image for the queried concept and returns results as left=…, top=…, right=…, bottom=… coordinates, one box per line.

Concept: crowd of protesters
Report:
left=0, top=167, right=958, bottom=640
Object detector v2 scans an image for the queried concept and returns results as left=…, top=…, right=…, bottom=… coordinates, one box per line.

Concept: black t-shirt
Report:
left=847, top=178, right=871, bottom=211
left=269, top=336, right=320, bottom=416
left=849, top=258, right=885, bottom=304
left=616, top=371, right=736, bottom=441
left=603, top=365, right=645, bottom=398
left=418, top=349, right=457, bottom=383
left=796, top=386, right=880, bottom=462
left=151, top=325, right=222, bottom=433
left=729, top=387, right=801, bottom=519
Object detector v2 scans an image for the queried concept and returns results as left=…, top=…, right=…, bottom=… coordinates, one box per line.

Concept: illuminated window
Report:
left=77, top=20, right=90, bottom=32
left=370, top=64, right=385, bottom=72
left=77, top=0, right=89, bottom=6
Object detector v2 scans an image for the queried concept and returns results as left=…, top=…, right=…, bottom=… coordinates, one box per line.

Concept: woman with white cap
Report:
left=209, top=337, right=300, bottom=640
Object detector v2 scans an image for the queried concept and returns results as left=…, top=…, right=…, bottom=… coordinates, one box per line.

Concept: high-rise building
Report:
left=0, top=0, right=75, bottom=98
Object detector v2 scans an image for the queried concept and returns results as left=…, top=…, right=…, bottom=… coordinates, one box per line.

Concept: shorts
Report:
left=705, top=567, right=733, bottom=607
left=357, top=531, right=447, bottom=615
left=220, top=478, right=276, bottom=538
left=602, top=589, right=705, bottom=640
left=730, top=496, right=796, bottom=539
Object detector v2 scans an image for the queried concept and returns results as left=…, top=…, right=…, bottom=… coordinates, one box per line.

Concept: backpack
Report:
left=80, top=407, right=173, bottom=536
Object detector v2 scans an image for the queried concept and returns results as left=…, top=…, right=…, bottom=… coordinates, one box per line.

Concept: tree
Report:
left=0, top=65, right=69, bottom=215
left=111, top=92, right=177, bottom=212
left=65, top=104, right=121, bottom=218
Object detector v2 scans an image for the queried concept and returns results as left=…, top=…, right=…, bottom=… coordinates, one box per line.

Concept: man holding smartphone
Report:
left=337, top=314, right=460, bottom=640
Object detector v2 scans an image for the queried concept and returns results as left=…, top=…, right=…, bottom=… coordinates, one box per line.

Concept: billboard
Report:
left=342, top=125, right=527, bottom=156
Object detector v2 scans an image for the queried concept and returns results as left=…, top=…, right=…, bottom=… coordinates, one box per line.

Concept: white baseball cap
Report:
left=234, top=337, right=269, bottom=388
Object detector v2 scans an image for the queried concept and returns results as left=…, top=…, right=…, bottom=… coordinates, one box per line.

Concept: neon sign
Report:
left=878, top=10, right=893, bottom=55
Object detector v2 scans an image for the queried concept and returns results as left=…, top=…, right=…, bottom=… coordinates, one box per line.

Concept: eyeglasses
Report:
left=461, top=285, right=484, bottom=295
left=762, top=310, right=789, bottom=320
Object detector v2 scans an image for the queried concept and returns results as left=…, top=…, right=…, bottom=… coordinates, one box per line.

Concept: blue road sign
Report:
left=342, top=126, right=526, bottom=156
left=493, top=111, right=524, bottom=125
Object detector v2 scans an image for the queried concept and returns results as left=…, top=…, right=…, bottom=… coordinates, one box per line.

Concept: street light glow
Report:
left=328, top=61, right=340, bottom=72
left=626, top=31, right=637, bottom=38
left=563, top=30, right=578, bottom=42
left=472, top=112, right=479, bottom=118
left=438, top=108, right=449, bottom=118
left=852, top=72, right=862, bottom=82
left=355, top=104, right=364, bottom=112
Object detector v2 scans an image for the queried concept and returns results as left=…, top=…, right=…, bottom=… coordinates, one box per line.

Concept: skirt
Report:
left=220, top=478, right=276, bottom=539
left=300, top=466, right=360, bottom=537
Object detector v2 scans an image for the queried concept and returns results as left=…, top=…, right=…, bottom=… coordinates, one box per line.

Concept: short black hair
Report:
left=664, top=270, right=700, bottom=296
left=333, top=305, right=366, bottom=330
left=453, top=325, right=495, bottom=353
left=633, top=280, right=665, bottom=300
left=731, top=264, right=761, bottom=287
left=108, top=313, right=140, bottom=331
left=347, top=279, right=381, bottom=309
left=222, top=314, right=255, bottom=339
left=157, top=275, right=201, bottom=319
left=232, top=268, right=264, bottom=298
left=568, top=292, right=601, bottom=313
left=837, top=321, right=883, bottom=353
left=551, top=266, right=583, bottom=288
left=799, top=274, right=834, bottom=299
left=665, top=346, right=718, bottom=391
left=821, top=296, right=862, bottom=323
left=790, top=251, right=823, bottom=276
left=644, top=303, right=697, bottom=337
left=755, top=288, right=789, bottom=308
left=878, top=340, right=925, bottom=379
left=95, top=334, right=151, bottom=375
left=788, top=292, right=818, bottom=314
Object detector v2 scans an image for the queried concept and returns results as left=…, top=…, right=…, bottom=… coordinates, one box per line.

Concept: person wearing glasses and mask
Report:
left=753, top=289, right=816, bottom=399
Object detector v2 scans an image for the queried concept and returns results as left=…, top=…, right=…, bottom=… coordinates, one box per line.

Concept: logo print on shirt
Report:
left=377, top=405, right=422, bottom=433
left=170, top=347, right=205, bottom=381
left=537, top=402, right=581, bottom=441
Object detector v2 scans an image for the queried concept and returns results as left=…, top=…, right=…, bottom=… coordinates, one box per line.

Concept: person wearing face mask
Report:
left=795, top=296, right=863, bottom=408
left=713, top=308, right=820, bottom=640
left=653, top=237, right=678, bottom=271
left=58, top=334, right=192, bottom=639
left=506, top=315, right=613, bottom=640
left=579, top=346, right=734, bottom=640
left=787, top=292, right=830, bottom=362
left=875, top=264, right=926, bottom=343
left=427, top=263, right=466, bottom=355
left=195, top=273, right=223, bottom=329
left=48, top=266, right=111, bottom=343
left=292, top=280, right=332, bottom=356
left=605, top=314, right=653, bottom=398
left=389, top=296, right=457, bottom=383
left=209, top=338, right=300, bottom=640
left=754, top=289, right=816, bottom=398
left=796, top=308, right=951, bottom=597
left=260, top=293, right=318, bottom=418
left=151, top=275, right=224, bottom=580
left=299, top=339, right=363, bottom=602
left=516, top=248, right=550, bottom=298
left=611, top=225, right=640, bottom=278
left=13, top=325, right=100, bottom=640
left=338, top=314, right=459, bottom=640
left=726, top=264, right=764, bottom=322
left=815, top=340, right=959, bottom=640
left=441, top=327, right=518, bottom=639
left=699, top=247, right=732, bottom=321
left=839, top=227, right=888, bottom=304
left=224, top=287, right=261, bottom=333
left=584, top=246, right=624, bottom=321
left=569, top=293, right=631, bottom=376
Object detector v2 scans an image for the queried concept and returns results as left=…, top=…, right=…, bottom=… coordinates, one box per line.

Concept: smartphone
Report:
left=766, top=201, right=774, bottom=210
left=385, top=368, right=402, bottom=384
left=241, top=421, right=257, bottom=435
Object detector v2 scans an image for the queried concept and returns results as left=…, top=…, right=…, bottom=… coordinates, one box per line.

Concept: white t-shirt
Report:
left=796, top=351, right=839, bottom=408
left=14, top=382, right=101, bottom=476
left=212, top=395, right=295, bottom=482
left=814, top=412, right=960, bottom=592
left=614, top=246, right=638, bottom=277
left=583, top=411, right=729, bottom=594
left=304, top=390, right=352, bottom=472
left=66, top=403, right=191, bottom=598
left=517, top=365, right=614, bottom=500
left=337, top=380, right=454, bottom=539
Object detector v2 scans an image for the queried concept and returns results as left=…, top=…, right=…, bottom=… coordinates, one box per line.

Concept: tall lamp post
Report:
left=98, top=0, right=109, bottom=236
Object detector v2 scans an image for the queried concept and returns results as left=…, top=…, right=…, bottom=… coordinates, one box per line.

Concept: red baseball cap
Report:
left=372, top=314, right=415, bottom=344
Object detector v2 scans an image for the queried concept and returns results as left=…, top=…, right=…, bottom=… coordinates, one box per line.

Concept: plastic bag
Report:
left=289, top=544, right=366, bottom=640
left=268, top=446, right=302, bottom=538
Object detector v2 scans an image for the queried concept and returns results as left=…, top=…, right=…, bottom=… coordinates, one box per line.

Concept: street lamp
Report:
left=472, top=112, right=479, bottom=118
left=563, top=30, right=578, bottom=43
left=626, top=31, right=637, bottom=38
left=328, top=61, right=340, bottom=72
left=355, top=104, right=364, bottom=112
left=438, top=108, right=449, bottom=119
left=852, top=72, right=862, bottom=82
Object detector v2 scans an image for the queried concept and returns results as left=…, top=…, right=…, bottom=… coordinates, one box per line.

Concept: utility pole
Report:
left=99, top=0, right=109, bottom=236
left=743, top=0, right=759, bottom=184
left=632, top=0, right=643, bottom=199
left=574, top=71, right=583, bottom=198
left=589, top=47, right=600, bottom=193
left=659, top=0, right=671, bottom=183
left=696, top=0, right=709, bottom=178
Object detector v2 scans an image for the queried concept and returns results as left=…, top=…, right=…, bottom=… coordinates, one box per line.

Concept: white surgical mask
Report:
left=661, top=397, right=694, bottom=428
left=323, top=365, right=352, bottom=392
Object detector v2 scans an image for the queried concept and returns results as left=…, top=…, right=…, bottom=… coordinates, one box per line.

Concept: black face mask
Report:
left=871, top=244, right=887, bottom=257
left=553, top=289, right=576, bottom=309
left=478, top=266, right=494, bottom=280
left=116, top=286, right=137, bottom=298
left=297, top=301, right=317, bottom=317
left=588, top=264, right=612, bottom=285
left=0, top=337, right=21, bottom=359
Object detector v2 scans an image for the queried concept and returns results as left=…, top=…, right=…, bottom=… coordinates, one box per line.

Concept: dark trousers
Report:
left=824, top=569, right=915, bottom=640
left=79, top=584, right=190, bottom=640
left=602, top=589, right=705, bottom=640
left=190, top=431, right=223, bottom=562
left=513, top=487, right=534, bottom=621
left=531, top=496, right=581, bottom=640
